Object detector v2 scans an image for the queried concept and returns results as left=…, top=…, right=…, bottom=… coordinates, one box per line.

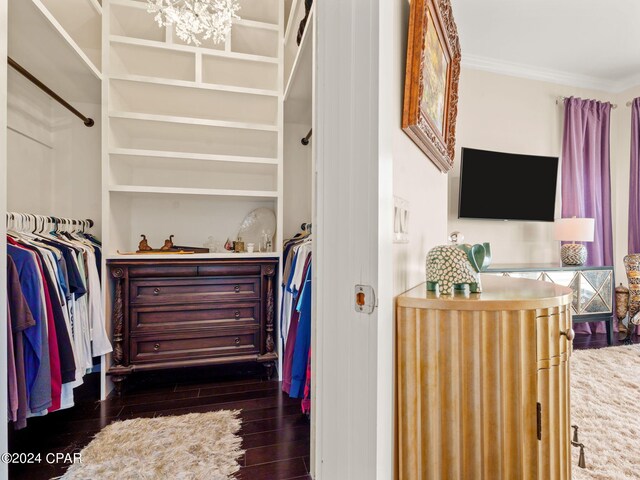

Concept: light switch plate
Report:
left=394, top=196, right=409, bottom=243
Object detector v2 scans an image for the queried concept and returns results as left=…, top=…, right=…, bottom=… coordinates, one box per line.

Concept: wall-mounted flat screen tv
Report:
left=458, top=148, right=559, bottom=222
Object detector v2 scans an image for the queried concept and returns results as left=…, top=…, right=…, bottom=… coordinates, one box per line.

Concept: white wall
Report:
left=7, top=69, right=54, bottom=214
left=392, top=0, right=449, bottom=296
left=7, top=70, right=102, bottom=232
left=52, top=101, right=102, bottom=234
left=449, top=68, right=623, bottom=266
left=283, top=121, right=312, bottom=239
left=0, top=0, right=8, bottom=474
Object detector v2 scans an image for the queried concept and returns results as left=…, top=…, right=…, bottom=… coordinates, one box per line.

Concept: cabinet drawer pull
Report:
left=234, top=310, right=241, bottom=319
left=153, top=288, right=161, bottom=296
left=560, top=328, right=575, bottom=341
left=234, top=285, right=241, bottom=293
left=153, top=343, right=161, bottom=352
left=234, top=337, right=241, bottom=346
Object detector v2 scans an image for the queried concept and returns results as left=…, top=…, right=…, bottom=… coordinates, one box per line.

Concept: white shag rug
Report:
left=61, top=410, right=244, bottom=480
left=572, top=345, right=640, bottom=479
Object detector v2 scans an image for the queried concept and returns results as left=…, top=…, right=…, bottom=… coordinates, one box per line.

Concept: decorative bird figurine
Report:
left=138, top=235, right=152, bottom=252
left=161, top=235, right=175, bottom=251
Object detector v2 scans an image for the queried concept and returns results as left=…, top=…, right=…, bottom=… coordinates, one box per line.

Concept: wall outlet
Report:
left=394, top=196, right=409, bottom=243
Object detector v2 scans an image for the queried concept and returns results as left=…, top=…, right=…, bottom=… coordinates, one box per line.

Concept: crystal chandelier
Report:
left=146, top=0, right=241, bottom=46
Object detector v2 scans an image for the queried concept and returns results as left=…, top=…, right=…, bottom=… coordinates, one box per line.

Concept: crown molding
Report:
left=614, top=72, right=640, bottom=94
left=461, top=54, right=640, bottom=94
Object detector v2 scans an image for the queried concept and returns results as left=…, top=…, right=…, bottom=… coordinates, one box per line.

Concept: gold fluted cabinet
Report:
left=396, top=275, right=574, bottom=480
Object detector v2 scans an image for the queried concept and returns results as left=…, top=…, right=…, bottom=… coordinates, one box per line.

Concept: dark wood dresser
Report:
left=106, top=258, right=278, bottom=393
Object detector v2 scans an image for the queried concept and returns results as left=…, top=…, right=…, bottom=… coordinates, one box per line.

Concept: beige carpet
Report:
left=572, top=345, right=640, bottom=479
left=61, top=410, right=244, bottom=480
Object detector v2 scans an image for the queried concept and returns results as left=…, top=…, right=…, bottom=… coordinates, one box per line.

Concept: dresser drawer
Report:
left=130, top=277, right=260, bottom=305
left=131, top=329, right=260, bottom=363
left=130, top=302, right=261, bottom=334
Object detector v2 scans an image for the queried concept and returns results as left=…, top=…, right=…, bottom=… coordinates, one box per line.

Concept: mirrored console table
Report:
left=486, top=264, right=614, bottom=345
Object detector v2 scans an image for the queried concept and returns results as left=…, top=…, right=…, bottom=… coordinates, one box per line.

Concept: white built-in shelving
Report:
left=109, top=185, right=278, bottom=198
left=105, top=252, right=280, bottom=260
left=103, top=0, right=284, bottom=257
left=37, top=0, right=102, bottom=73
left=108, top=148, right=279, bottom=165
left=282, top=0, right=313, bottom=237
left=284, top=0, right=313, bottom=123
left=284, top=0, right=313, bottom=93
left=9, top=0, right=102, bottom=104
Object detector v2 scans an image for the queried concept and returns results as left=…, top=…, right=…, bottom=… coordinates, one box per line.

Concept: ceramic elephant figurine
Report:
left=426, top=243, right=492, bottom=295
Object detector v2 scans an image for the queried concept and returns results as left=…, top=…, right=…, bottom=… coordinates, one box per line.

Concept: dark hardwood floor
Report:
left=8, top=333, right=638, bottom=479
left=8, top=364, right=310, bottom=480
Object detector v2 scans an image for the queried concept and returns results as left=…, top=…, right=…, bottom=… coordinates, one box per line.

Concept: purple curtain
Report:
left=561, top=97, right=614, bottom=334
left=629, top=98, right=640, bottom=254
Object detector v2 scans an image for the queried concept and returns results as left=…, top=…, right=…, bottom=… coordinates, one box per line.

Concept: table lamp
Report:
left=554, top=217, right=595, bottom=266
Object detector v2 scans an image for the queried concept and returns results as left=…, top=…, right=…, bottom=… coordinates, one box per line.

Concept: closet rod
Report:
left=6, top=213, right=94, bottom=229
left=7, top=57, right=95, bottom=127
left=301, top=129, right=312, bottom=145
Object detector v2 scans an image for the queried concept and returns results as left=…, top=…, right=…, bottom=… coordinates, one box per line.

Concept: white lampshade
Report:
left=554, top=218, right=595, bottom=242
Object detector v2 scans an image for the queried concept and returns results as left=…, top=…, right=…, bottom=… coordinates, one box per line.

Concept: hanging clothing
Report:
left=290, top=264, right=312, bottom=399
left=8, top=243, right=51, bottom=413
left=302, top=348, right=312, bottom=415
left=282, top=253, right=311, bottom=394
left=7, top=257, right=36, bottom=429
left=6, top=225, right=110, bottom=429
left=280, top=230, right=313, bottom=411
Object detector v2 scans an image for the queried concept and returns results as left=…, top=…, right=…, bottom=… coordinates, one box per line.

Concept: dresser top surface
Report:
left=487, top=263, right=613, bottom=272
left=398, top=274, right=573, bottom=311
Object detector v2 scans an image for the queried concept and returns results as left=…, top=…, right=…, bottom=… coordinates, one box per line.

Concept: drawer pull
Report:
left=153, top=288, right=160, bottom=296
left=234, top=310, right=241, bottom=319
left=153, top=343, right=161, bottom=352
left=234, top=337, right=241, bottom=346
left=560, top=328, right=575, bottom=341
left=234, top=285, right=241, bottom=293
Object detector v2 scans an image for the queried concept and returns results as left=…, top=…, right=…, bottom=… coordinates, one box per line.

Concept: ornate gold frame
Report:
left=402, top=0, right=461, bottom=173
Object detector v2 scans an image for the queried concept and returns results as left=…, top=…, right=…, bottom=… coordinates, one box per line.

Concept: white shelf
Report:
left=236, top=0, right=280, bottom=24
left=284, top=6, right=313, bottom=101
left=109, top=184, right=278, bottom=198
left=109, top=116, right=278, bottom=158
left=103, top=0, right=287, bottom=269
left=109, top=154, right=277, bottom=191
left=106, top=252, right=280, bottom=260
left=235, top=18, right=279, bottom=32
left=110, top=0, right=166, bottom=42
left=85, top=0, right=102, bottom=15
left=109, top=148, right=279, bottom=165
left=110, top=42, right=196, bottom=81
left=36, top=0, right=102, bottom=74
left=110, top=35, right=278, bottom=64
left=109, top=78, right=278, bottom=126
left=201, top=54, right=278, bottom=91
left=111, top=0, right=278, bottom=30
left=284, top=0, right=302, bottom=43
left=109, top=0, right=147, bottom=9
left=9, top=0, right=101, bottom=104
left=109, top=111, right=278, bottom=132
left=108, top=73, right=278, bottom=97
